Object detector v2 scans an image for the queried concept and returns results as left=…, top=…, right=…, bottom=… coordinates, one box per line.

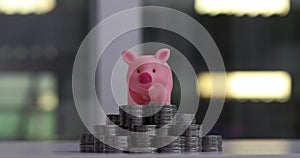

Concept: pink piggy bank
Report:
left=122, top=48, right=173, bottom=105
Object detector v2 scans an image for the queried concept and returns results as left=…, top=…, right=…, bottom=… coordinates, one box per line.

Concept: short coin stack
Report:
left=202, top=135, right=223, bottom=152
left=79, top=133, right=94, bottom=153
left=79, top=104, right=223, bottom=154
left=177, top=124, right=203, bottom=153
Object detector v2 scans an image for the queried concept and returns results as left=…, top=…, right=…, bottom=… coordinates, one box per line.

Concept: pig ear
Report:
left=155, top=48, right=170, bottom=62
left=122, top=50, right=137, bottom=64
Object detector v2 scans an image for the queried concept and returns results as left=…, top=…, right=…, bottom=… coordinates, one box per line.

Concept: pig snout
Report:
left=139, top=72, right=152, bottom=84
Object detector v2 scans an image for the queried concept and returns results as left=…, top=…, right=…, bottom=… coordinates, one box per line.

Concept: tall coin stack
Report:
left=79, top=104, right=223, bottom=154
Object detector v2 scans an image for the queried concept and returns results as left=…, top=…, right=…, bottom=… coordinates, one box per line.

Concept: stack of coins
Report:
left=181, top=136, right=202, bottom=152
left=79, top=104, right=223, bottom=154
left=185, top=124, right=203, bottom=152
left=79, top=133, right=94, bottom=153
left=106, top=114, right=120, bottom=125
left=202, top=135, right=223, bottom=152
left=119, top=105, right=148, bottom=127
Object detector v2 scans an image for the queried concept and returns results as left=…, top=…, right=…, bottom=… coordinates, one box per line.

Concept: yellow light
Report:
left=198, top=72, right=227, bottom=99
left=0, top=0, right=56, bottom=15
left=37, top=91, right=59, bottom=112
left=198, top=71, right=291, bottom=102
left=195, top=0, right=290, bottom=17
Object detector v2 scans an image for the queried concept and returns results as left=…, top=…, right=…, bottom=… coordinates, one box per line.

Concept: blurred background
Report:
left=0, top=0, right=299, bottom=140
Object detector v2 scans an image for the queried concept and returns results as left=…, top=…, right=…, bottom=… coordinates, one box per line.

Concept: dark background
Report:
left=0, top=0, right=299, bottom=140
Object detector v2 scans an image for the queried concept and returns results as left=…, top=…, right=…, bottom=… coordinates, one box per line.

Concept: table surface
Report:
left=1, top=139, right=300, bottom=158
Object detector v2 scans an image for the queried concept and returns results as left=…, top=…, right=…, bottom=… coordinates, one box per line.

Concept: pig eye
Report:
left=137, top=70, right=140, bottom=73
left=152, top=69, right=156, bottom=73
